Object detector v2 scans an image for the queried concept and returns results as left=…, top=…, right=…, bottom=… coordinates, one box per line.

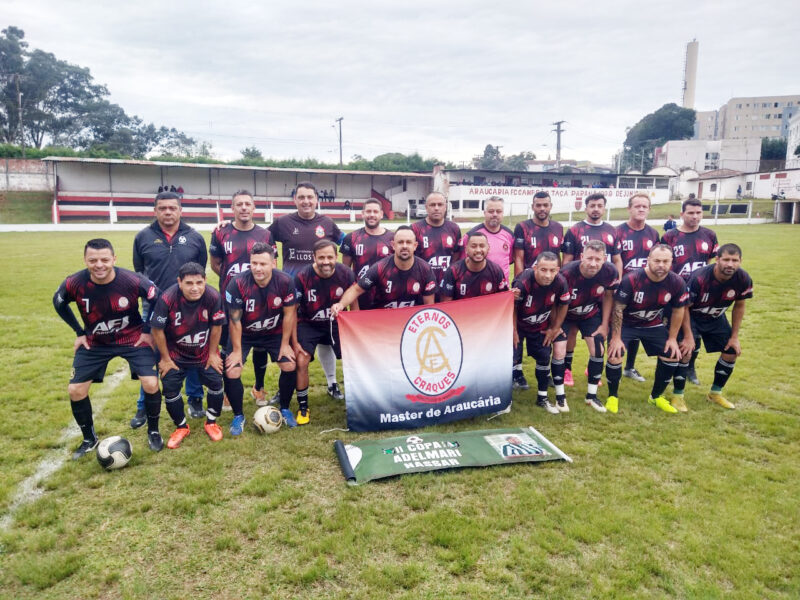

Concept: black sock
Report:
left=206, top=387, right=223, bottom=422
left=297, top=387, right=309, bottom=412
left=513, top=342, right=523, bottom=373
left=71, top=396, right=96, bottom=442
left=225, top=376, right=244, bottom=416
left=535, top=363, right=549, bottom=394
left=625, top=340, right=639, bottom=370
left=144, top=390, right=162, bottom=433
left=565, top=352, right=574, bottom=371
left=651, top=359, right=678, bottom=398
left=712, top=358, right=735, bottom=391
left=252, top=350, right=268, bottom=390
left=551, top=358, right=565, bottom=386
left=673, top=363, right=689, bottom=394
left=165, top=394, right=186, bottom=427
left=688, top=349, right=699, bottom=371
left=606, top=362, right=622, bottom=397
left=278, top=370, right=297, bottom=410
left=587, top=356, right=604, bottom=384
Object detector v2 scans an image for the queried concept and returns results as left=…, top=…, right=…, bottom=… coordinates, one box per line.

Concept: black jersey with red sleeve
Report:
left=53, top=267, right=159, bottom=346
left=615, top=223, right=661, bottom=274
left=340, top=227, right=394, bottom=279
left=267, top=212, right=343, bottom=276
left=209, top=223, right=274, bottom=293
left=358, top=255, right=437, bottom=309
left=561, top=221, right=619, bottom=259
left=661, top=226, right=719, bottom=280
left=513, top=220, right=564, bottom=268
left=225, top=270, right=296, bottom=342
left=294, top=263, right=356, bottom=325
left=150, top=284, right=226, bottom=365
left=560, top=261, right=619, bottom=321
left=439, top=259, right=508, bottom=300
left=614, top=270, right=689, bottom=328
left=513, top=271, right=570, bottom=335
left=688, top=265, right=753, bottom=321
left=411, top=219, right=462, bottom=283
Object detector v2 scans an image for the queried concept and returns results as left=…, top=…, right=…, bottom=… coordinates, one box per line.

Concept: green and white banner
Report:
left=334, top=426, right=572, bottom=485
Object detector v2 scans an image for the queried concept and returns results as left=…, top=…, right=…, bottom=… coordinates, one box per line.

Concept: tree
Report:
left=505, top=150, right=536, bottom=171
left=240, top=145, right=263, bottom=160
left=622, top=103, right=695, bottom=172
left=760, top=137, right=787, bottom=160
left=473, top=145, right=535, bottom=171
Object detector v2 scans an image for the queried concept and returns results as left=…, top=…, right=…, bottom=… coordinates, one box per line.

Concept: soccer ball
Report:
left=96, top=436, right=133, bottom=470
left=253, top=406, right=283, bottom=434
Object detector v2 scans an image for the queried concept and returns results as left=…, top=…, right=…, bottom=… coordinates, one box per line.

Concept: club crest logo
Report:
left=118, top=297, right=129, bottom=308
left=178, top=236, right=187, bottom=244
left=664, top=293, right=672, bottom=302
left=412, top=281, right=420, bottom=293
left=401, top=308, right=463, bottom=397
left=701, top=242, right=709, bottom=251
left=315, top=226, right=325, bottom=238
left=726, top=289, right=736, bottom=299
left=335, top=287, right=344, bottom=297
left=646, top=240, right=654, bottom=248
left=273, top=297, right=282, bottom=307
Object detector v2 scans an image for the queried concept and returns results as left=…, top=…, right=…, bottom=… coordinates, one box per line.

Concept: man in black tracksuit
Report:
left=131, top=192, right=208, bottom=427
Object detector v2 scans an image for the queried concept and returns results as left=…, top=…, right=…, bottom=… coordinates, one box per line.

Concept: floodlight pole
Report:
left=335, top=117, right=343, bottom=166
left=552, top=121, right=565, bottom=170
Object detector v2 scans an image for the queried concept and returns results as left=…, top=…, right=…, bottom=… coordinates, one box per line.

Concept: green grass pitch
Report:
left=0, top=225, right=798, bottom=599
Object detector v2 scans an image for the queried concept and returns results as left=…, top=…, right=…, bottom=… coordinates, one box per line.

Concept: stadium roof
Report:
left=692, top=168, right=743, bottom=180
left=41, top=156, right=432, bottom=179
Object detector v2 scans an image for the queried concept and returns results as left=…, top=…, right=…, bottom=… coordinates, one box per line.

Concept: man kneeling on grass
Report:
left=150, top=262, right=226, bottom=447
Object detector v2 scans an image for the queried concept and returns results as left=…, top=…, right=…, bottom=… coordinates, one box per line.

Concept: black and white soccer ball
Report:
left=96, top=436, right=133, bottom=470
left=253, top=406, right=283, bottom=434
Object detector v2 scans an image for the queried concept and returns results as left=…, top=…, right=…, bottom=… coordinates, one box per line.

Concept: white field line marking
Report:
left=0, top=367, right=129, bottom=531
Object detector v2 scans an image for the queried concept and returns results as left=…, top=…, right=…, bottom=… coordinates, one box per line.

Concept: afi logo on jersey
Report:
left=523, top=311, right=551, bottom=325
left=226, top=263, right=251, bottom=277
left=679, top=262, right=705, bottom=276
left=625, top=258, right=647, bottom=271
left=246, top=315, right=281, bottom=331
left=428, top=256, right=450, bottom=269
left=92, top=316, right=130, bottom=334
left=695, top=306, right=727, bottom=318
left=630, top=309, right=662, bottom=321
left=384, top=300, right=416, bottom=309
left=311, top=308, right=332, bottom=321
left=177, top=331, right=209, bottom=347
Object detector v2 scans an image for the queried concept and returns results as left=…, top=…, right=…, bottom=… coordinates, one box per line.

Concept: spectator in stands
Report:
left=663, top=214, right=677, bottom=232
left=344, top=200, right=352, bottom=211
left=158, top=185, right=164, bottom=193
left=170, top=185, right=177, bottom=193
left=176, top=185, right=184, bottom=198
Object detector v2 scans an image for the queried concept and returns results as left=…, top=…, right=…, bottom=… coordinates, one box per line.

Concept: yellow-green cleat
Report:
left=296, top=408, right=310, bottom=425
left=605, top=395, right=619, bottom=414
left=707, top=392, right=735, bottom=409
left=649, top=395, right=678, bottom=414
left=670, top=394, right=689, bottom=413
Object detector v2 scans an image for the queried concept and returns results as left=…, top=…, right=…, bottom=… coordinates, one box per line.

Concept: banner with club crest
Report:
left=334, top=426, right=572, bottom=485
left=338, top=292, right=514, bottom=432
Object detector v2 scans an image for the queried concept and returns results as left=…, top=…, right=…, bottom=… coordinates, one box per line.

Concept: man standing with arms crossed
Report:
left=512, top=191, right=564, bottom=389
left=662, top=197, right=719, bottom=385
left=460, top=196, right=514, bottom=284
left=132, top=191, right=207, bottom=427
left=269, top=182, right=344, bottom=400
left=615, top=192, right=661, bottom=383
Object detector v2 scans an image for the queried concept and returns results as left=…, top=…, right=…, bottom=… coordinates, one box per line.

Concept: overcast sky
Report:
left=4, top=0, right=798, bottom=166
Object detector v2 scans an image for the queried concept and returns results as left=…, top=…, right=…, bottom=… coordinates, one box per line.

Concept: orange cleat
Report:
left=167, top=426, right=190, bottom=449
left=204, top=421, right=223, bottom=442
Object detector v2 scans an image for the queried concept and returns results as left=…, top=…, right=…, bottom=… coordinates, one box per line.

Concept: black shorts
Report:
left=521, top=332, right=552, bottom=365
left=689, top=316, right=733, bottom=354
left=71, top=344, right=157, bottom=384
left=161, top=363, right=224, bottom=398
left=297, top=322, right=341, bottom=360
left=621, top=325, right=670, bottom=358
left=562, top=313, right=602, bottom=339
left=226, top=336, right=291, bottom=365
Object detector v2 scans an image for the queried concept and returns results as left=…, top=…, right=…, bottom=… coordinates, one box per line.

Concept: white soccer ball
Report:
left=253, top=406, right=283, bottom=434
left=96, top=436, right=132, bottom=470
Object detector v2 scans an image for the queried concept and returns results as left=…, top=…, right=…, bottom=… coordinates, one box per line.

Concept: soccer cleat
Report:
left=148, top=431, right=164, bottom=452
left=564, top=369, right=574, bottom=387
left=130, top=408, right=147, bottom=429
left=221, top=394, right=232, bottom=412
left=707, top=392, right=735, bottom=410
left=585, top=397, right=607, bottom=413
left=536, top=397, right=559, bottom=415
left=605, top=395, right=619, bottom=414
left=296, top=408, right=310, bottom=425
left=280, top=408, right=298, bottom=428
left=204, top=421, right=223, bottom=442
left=670, top=394, right=689, bottom=413
left=251, top=386, right=267, bottom=407
left=167, top=426, right=190, bottom=449
left=556, top=397, right=569, bottom=413
left=327, top=383, right=345, bottom=401
left=187, top=397, right=204, bottom=419
left=623, top=368, right=646, bottom=382
left=512, top=373, right=530, bottom=391
left=648, top=395, right=678, bottom=414
left=230, top=414, right=246, bottom=436
left=71, top=438, right=98, bottom=460
left=687, top=368, right=700, bottom=385
left=268, top=390, right=281, bottom=406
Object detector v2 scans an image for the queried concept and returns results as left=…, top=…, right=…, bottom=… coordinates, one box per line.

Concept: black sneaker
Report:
left=71, top=438, right=98, bottom=460
left=512, top=373, right=529, bottom=390
left=327, top=383, right=344, bottom=401
left=687, top=368, right=700, bottom=385
left=130, top=408, right=147, bottom=429
left=268, top=390, right=280, bottom=406
left=187, top=396, right=205, bottom=419
left=148, top=431, right=164, bottom=452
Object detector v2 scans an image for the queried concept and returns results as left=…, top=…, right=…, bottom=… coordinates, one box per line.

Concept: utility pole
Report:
left=335, top=117, right=343, bottom=166
left=552, top=121, right=565, bottom=170
left=15, top=74, right=25, bottom=158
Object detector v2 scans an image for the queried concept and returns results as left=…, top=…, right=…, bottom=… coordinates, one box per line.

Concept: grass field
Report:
left=0, top=191, right=52, bottom=223
left=0, top=225, right=798, bottom=599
